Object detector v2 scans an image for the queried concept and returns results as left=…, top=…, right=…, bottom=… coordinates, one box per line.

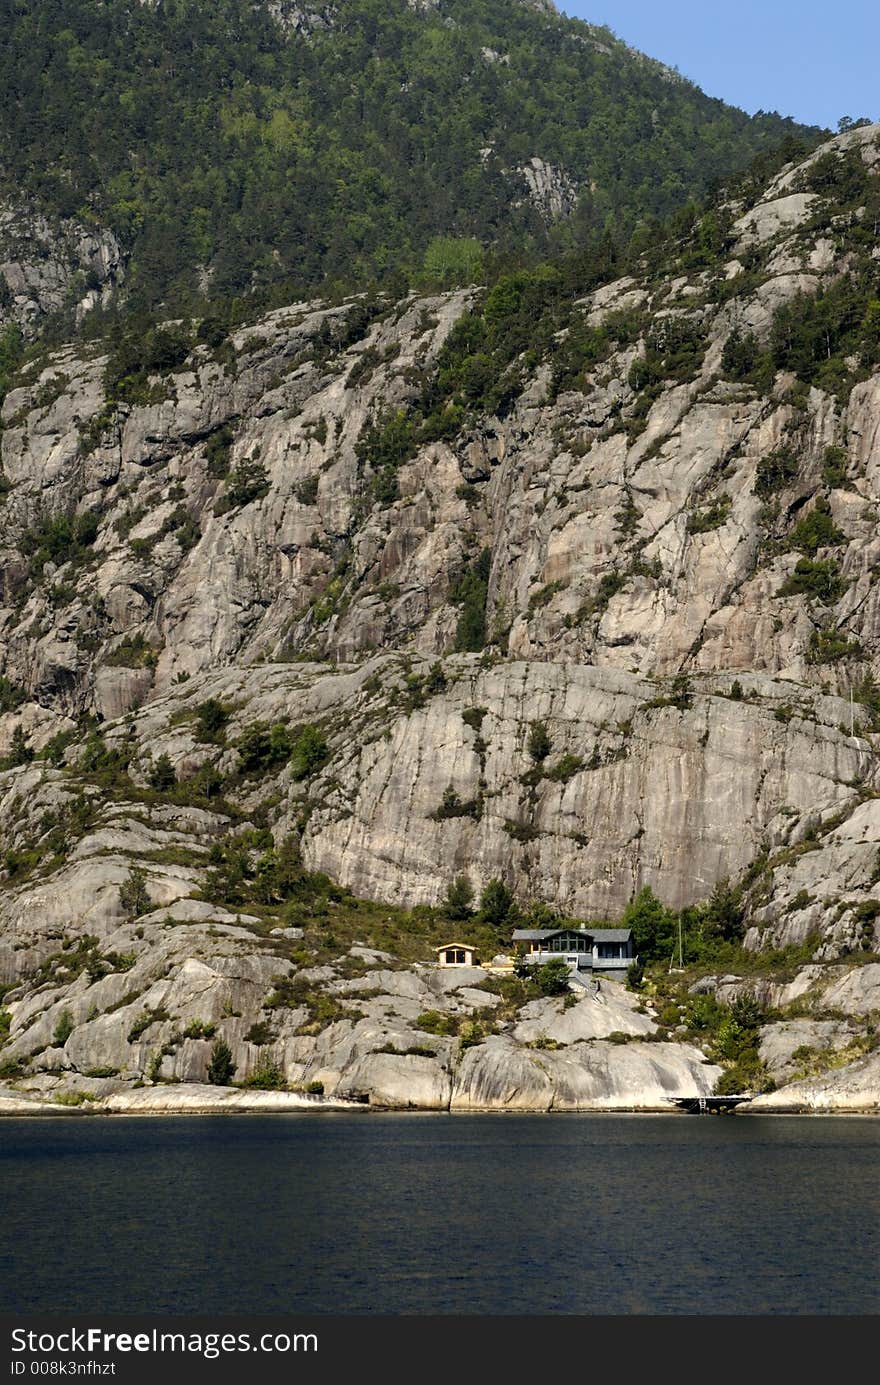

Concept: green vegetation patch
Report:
left=778, top=558, right=846, bottom=604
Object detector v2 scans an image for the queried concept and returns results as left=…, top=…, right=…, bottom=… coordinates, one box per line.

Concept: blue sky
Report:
left=559, top=2, right=878, bottom=131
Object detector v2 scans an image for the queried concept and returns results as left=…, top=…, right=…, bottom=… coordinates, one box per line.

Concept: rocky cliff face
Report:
left=0, top=656, right=872, bottom=942
left=2, top=125, right=880, bottom=1110
left=264, top=2, right=336, bottom=35
left=3, top=126, right=879, bottom=718
left=0, top=199, right=123, bottom=339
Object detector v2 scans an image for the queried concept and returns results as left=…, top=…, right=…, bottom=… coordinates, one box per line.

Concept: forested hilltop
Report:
left=0, top=0, right=818, bottom=320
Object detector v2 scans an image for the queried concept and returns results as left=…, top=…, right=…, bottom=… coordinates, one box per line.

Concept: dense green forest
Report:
left=0, top=0, right=820, bottom=315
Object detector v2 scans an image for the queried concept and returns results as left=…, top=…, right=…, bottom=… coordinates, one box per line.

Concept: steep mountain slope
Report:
left=2, top=125, right=879, bottom=712
left=0, top=0, right=817, bottom=322
left=1, top=125, right=880, bottom=1111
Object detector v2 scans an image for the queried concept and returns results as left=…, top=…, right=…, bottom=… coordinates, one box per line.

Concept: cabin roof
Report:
left=511, top=928, right=632, bottom=943
left=434, top=942, right=476, bottom=953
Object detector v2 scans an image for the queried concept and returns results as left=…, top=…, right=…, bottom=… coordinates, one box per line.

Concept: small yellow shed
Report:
left=435, top=943, right=478, bottom=968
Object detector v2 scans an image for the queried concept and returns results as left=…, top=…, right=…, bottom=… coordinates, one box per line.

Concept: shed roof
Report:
left=434, top=942, right=476, bottom=953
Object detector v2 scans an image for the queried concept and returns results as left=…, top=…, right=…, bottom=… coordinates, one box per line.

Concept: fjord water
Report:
left=2, top=1114, right=878, bottom=1315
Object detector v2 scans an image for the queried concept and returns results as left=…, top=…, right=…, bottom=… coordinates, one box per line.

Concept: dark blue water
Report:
left=1, top=1114, right=878, bottom=1315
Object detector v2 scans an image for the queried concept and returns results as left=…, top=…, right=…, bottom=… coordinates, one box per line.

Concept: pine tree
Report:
left=444, top=876, right=475, bottom=921
left=206, top=1039, right=236, bottom=1086
left=148, top=753, right=176, bottom=790
left=9, top=725, right=33, bottom=766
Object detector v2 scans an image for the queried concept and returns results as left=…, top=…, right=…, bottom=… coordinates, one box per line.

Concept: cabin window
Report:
left=548, top=932, right=590, bottom=953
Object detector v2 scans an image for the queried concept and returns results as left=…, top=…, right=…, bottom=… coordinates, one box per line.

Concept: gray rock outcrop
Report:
left=0, top=199, right=123, bottom=337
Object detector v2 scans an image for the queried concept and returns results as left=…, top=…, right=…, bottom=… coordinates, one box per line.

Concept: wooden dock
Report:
left=671, top=1095, right=750, bottom=1114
